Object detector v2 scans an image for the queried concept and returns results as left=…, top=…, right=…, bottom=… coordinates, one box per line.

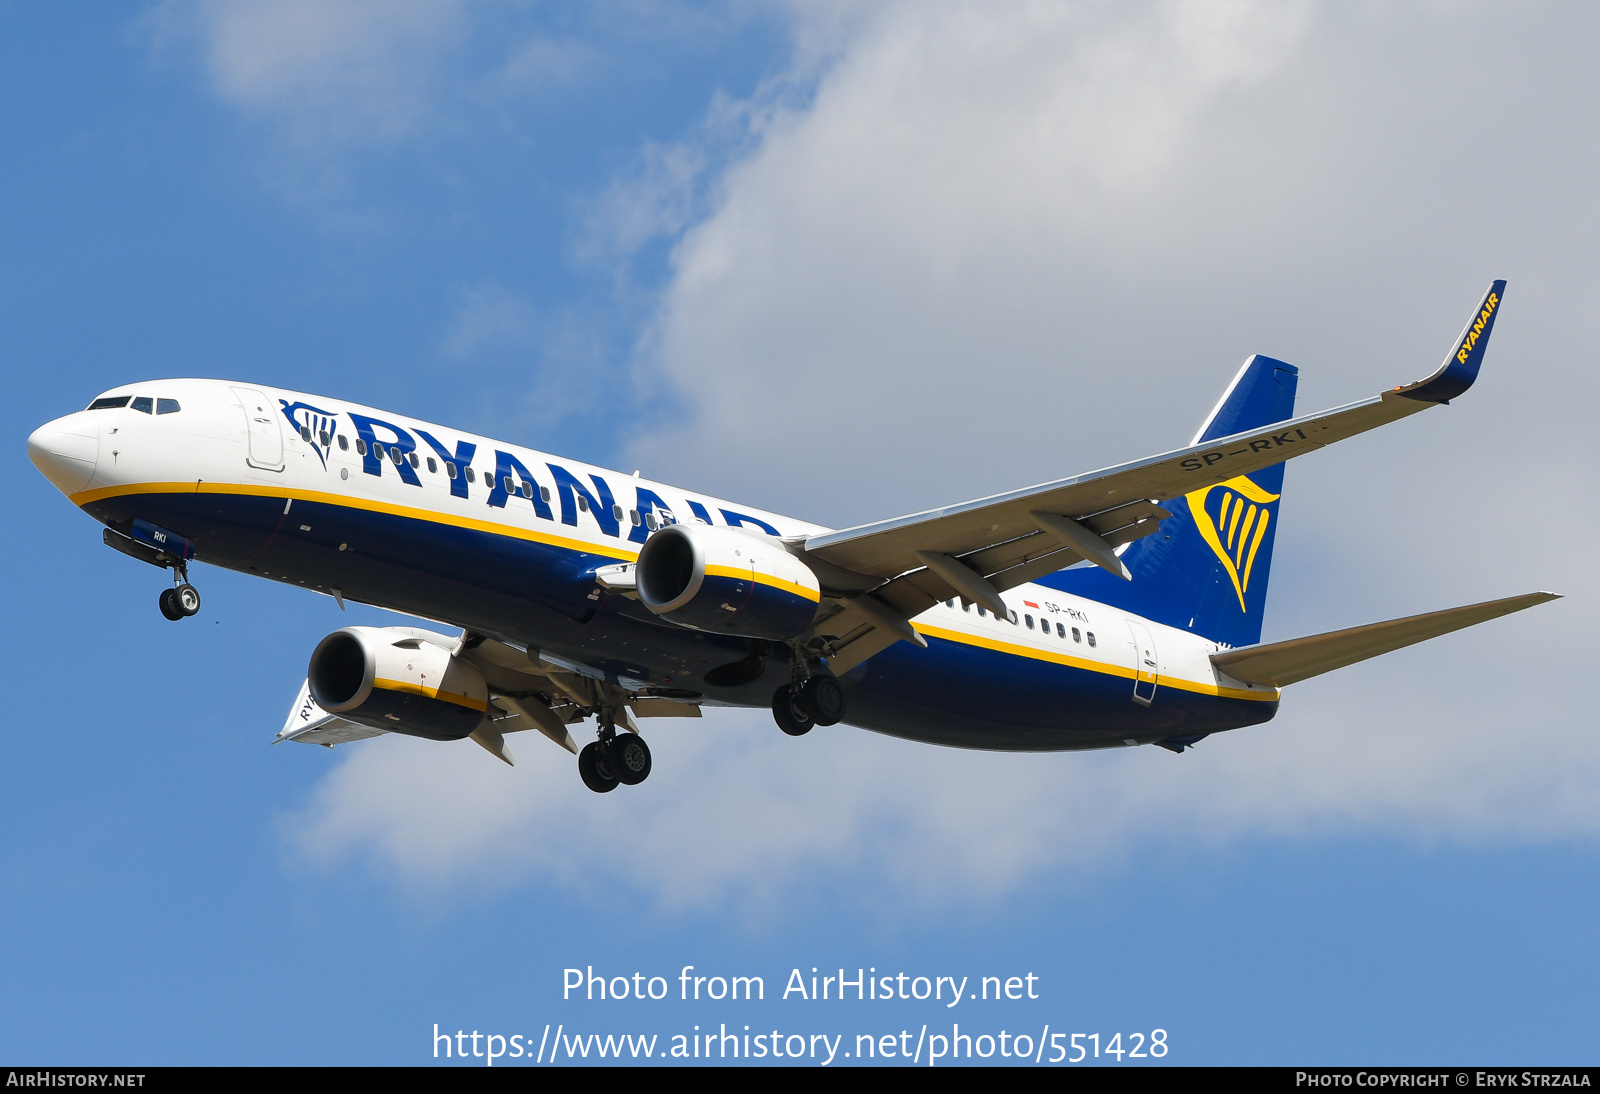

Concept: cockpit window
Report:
left=130, top=396, right=153, bottom=414
left=87, top=396, right=131, bottom=410
left=156, top=398, right=181, bottom=415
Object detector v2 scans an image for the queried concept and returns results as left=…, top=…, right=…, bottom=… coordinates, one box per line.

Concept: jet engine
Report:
left=307, top=626, right=488, bottom=741
left=635, top=523, right=822, bottom=641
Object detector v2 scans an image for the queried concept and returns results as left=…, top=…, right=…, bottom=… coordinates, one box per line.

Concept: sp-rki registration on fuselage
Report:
left=27, top=281, right=1556, bottom=792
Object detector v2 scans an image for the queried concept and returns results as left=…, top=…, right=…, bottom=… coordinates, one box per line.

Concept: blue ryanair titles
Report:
left=284, top=399, right=783, bottom=545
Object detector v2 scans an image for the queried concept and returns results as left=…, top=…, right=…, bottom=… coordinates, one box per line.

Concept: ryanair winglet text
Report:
left=1457, top=291, right=1500, bottom=364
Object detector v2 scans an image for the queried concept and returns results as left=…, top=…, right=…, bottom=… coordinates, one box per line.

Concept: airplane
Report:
left=26, top=280, right=1556, bottom=793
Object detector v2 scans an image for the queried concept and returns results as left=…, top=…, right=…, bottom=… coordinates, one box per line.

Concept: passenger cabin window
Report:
left=130, top=396, right=153, bottom=414
left=578, top=495, right=590, bottom=512
left=445, top=462, right=457, bottom=479
left=465, top=468, right=476, bottom=483
left=301, top=426, right=312, bottom=441
left=645, top=513, right=658, bottom=531
left=338, top=435, right=349, bottom=451
left=1072, top=627, right=1082, bottom=643
left=427, top=457, right=437, bottom=474
left=319, top=430, right=330, bottom=446
left=612, top=504, right=624, bottom=521
left=1025, top=615, right=1035, bottom=629
left=1008, top=611, right=1018, bottom=624
left=520, top=482, right=533, bottom=499
left=541, top=486, right=551, bottom=503
left=87, top=396, right=131, bottom=410
left=1056, top=622, right=1066, bottom=638
left=357, top=440, right=369, bottom=456
left=408, top=452, right=419, bottom=468
left=157, top=399, right=181, bottom=415
left=977, top=607, right=987, bottom=618
left=630, top=510, right=641, bottom=526
left=1087, top=631, right=1097, bottom=647
left=963, top=602, right=971, bottom=612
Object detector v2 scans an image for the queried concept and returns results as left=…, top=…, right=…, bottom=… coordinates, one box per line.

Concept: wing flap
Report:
left=1211, top=591, right=1558, bottom=688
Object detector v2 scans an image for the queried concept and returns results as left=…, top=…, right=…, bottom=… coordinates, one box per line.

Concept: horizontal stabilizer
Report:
left=1211, top=591, right=1560, bottom=688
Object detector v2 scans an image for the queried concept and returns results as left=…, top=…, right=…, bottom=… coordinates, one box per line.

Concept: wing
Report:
left=802, top=281, right=1506, bottom=671
left=275, top=634, right=702, bottom=757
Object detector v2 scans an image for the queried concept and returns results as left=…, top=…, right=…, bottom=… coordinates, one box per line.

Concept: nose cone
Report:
left=27, top=415, right=99, bottom=496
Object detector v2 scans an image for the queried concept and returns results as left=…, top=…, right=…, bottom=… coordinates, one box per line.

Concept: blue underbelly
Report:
left=85, top=489, right=1277, bottom=751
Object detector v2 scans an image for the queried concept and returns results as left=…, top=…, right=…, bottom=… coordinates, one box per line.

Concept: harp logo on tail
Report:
left=1188, top=476, right=1281, bottom=613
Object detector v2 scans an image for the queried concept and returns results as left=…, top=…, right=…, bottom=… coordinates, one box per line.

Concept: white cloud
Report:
left=286, top=597, right=1595, bottom=917
left=164, top=0, right=467, bottom=140
left=287, top=0, right=1600, bottom=912
left=626, top=0, right=1323, bottom=513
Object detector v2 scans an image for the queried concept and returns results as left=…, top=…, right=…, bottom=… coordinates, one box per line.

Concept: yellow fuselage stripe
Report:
left=911, top=623, right=1277, bottom=703
left=80, top=481, right=1273, bottom=703
left=72, top=480, right=640, bottom=562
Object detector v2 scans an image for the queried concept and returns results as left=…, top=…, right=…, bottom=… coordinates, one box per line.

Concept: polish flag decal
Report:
left=1024, top=600, right=1039, bottom=609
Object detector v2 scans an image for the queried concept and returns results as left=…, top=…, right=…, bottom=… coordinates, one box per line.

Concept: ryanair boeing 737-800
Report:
left=26, top=281, right=1555, bottom=792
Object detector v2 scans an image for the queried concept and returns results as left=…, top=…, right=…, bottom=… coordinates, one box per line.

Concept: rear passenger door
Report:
left=1126, top=619, right=1158, bottom=706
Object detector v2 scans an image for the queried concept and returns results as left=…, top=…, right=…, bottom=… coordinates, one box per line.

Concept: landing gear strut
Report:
left=772, top=649, right=846, bottom=735
left=577, top=708, right=652, bottom=794
left=158, top=565, right=201, bottom=622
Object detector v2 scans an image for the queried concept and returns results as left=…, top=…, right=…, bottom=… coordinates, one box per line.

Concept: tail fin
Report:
left=1039, top=354, right=1298, bottom=647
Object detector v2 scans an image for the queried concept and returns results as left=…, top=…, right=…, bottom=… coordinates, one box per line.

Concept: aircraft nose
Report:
left=27, top=415, right=100, bottom=496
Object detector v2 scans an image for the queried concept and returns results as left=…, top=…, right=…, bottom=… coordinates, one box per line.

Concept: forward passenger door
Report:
left=231, top=386, right=284, bottom=472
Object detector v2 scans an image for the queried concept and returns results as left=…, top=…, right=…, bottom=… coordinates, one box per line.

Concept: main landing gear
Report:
left=158, top=566, right=202, bottom=622
left=577, top=710, right=653, bottom=794
left=772, top=660, right=845, bottom=737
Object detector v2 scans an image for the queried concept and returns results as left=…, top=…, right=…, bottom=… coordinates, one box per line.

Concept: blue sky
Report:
left=4, top=1, right=1599, bottom=1066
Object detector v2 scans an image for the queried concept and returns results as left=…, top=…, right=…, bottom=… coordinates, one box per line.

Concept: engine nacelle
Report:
left=307, top=626, right=488, bottom=741
left=635, top=523, right=822, bottom=641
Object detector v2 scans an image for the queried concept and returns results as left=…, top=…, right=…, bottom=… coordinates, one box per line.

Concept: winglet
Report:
left=1395, top=280, right=1506, bottom=403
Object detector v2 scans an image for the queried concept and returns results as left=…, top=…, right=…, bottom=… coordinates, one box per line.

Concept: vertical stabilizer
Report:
left=1039, top=355, right=1298, bottom=647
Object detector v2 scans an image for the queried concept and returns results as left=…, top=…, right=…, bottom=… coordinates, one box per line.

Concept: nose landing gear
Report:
left=158, top=567, right=202, bottom=621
